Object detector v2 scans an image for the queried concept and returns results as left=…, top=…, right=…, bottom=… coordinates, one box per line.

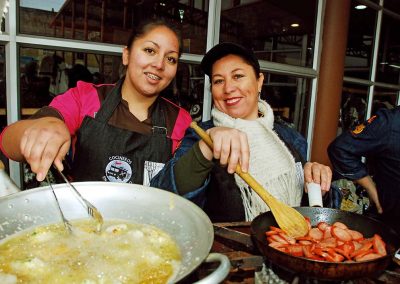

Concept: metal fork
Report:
left=46, top=175, right=73, bottom=233
left=55, top=168, right=104, bottom=232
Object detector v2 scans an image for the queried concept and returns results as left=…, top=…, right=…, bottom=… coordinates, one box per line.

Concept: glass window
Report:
left=18, top=0, right=209, bottom=54
left=0, top=0, right=8, bottom=33
left=220, top=0, right=318, bottom=67
left=0, top=45, right=5, bottom=123
left=19, top=47, right=123, bottom=112
left=261, top=72, right=312, bottom=137
left=372, top=87, right=398, bottom=114
left=344, top=1, right=377, bottom=79
left=339, top=83, right=369, bottom=133
left=363, top=0, right=379, bottom=4
left=0, top=45, right=7, bottom=171
left=19, top=47, right=205, bottom=117
left=174, top=62, right=204, bottom=121
left=375, top=13, right=400, bottom=85
left=1, top=15, right=5, bottom=34
left=144, top=61, right=205, bottom=120
left=383, top=0, right=400, bottom=14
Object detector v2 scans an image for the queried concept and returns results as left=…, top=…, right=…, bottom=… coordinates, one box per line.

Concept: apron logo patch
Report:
left=105, top=157, right=132, bottom=183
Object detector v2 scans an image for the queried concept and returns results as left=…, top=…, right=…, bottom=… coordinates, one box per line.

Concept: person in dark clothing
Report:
left=0, top=20, right=192, bottom=188
left=328, top=106, right=400, bottom=234
left=152, top=42, right=332, bottom=222
left=66, top=64, right=94, bottom=88
left=20, top=61, right=51, bottom=107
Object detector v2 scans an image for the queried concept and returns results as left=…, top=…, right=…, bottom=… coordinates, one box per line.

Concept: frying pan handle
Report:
left=192, top=253, right=231, bottom=284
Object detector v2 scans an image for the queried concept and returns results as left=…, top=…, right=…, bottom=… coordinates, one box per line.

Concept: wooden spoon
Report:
left=190, top=121, right=308, bottom=238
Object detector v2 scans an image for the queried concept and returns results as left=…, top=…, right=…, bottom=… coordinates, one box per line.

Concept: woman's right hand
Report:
left=198, top=126, right=250, bottom=174
left=20, top=117, right=71, bottom=181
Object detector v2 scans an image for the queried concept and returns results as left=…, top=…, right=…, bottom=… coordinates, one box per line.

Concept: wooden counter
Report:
left=0, top=108, right=40, bottom=116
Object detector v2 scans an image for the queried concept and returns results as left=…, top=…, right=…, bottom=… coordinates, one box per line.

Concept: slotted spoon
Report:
left=190, top=121, right=308, bottom=238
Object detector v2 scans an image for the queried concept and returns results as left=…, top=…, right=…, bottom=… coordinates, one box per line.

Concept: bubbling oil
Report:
left=0, top=219, right=181, bottom=284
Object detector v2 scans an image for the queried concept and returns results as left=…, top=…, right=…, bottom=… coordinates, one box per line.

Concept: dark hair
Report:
left=24, top=61, right=38, bottom=79
left=126, top=19, right=182, bottom=57
left=201, top=42, right=261, bottom=79
left=66, top=64, right=93, bottom=88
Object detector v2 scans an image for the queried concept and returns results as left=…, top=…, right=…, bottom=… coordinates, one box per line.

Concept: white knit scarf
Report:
left=212, top=100, right=303, bottom=221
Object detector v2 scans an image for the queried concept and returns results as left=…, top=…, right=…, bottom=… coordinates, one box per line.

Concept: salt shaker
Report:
left=307, top=182, right=323, bottom=207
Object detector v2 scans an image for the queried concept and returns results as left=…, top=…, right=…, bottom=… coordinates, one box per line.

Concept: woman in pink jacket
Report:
left=0, top=20, right=191, bottom=186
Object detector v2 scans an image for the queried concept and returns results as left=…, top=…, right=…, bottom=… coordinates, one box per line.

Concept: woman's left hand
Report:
left=303, top=162, right=332, bottom=194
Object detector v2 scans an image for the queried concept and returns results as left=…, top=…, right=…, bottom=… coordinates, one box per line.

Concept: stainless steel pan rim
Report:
left=0, top=181, right=230, bottom=283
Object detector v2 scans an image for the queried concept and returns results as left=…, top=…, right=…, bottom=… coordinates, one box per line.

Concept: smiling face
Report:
left=122, top=25, right=179, bottom=100
left=211, top=54, right=264, bottom=120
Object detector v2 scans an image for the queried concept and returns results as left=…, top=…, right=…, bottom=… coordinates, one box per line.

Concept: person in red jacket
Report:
left=0, top=20, right=191, bottom=186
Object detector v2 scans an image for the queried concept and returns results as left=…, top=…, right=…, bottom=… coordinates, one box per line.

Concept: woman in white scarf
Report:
left=152, top=42, right=332, bottom=222
left=199, top=43, right=332, bottom=221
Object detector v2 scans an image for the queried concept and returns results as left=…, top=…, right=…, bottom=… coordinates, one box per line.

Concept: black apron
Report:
left=71, top=81, right=172, bottom=184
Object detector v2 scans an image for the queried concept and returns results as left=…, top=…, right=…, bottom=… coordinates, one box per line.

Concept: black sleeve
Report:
left=29, top=106, right=64, bottom=120
left=174, top=142, right=214, bottom=194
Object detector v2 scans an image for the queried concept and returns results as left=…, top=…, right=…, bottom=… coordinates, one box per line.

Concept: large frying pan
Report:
left=0, top=182, right=230, bottom=283
left=251, top=207, right=400, bottom=281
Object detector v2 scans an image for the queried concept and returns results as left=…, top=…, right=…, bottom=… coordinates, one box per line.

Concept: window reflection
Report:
left=372, top=87, right=397, bottom=114
left=1, top=16, right=5, bottom=33
left=261, top=72, right=311, bottom=136
left=0, top=45, right=5, bottom=117
left=220, top=0, right=317, bottom=67
left=339, top=83, right=368, bottom=133
left=383, top=0, right=400, bottom=14
left=344, top=1, right=377, bottom=79
left=19, top=46, right=204, bottom=119
left=375, top=13, right=400, bottom=85
left=19, top=47, right=122, bottom=110
left=174, top=63, right=204, bottom=121
left=19, top=0, right=208, bottom=54
left=0, top=45, right=7, bottom=171
left=20, top=0, right=64, bottom=11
